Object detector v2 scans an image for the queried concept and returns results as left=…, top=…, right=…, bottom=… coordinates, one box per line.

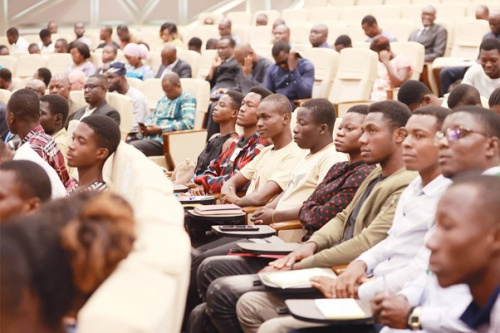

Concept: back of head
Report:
left=249, top=86, right=273, bottom=100
left=6, top=27, right=18, bottom=37
left=361, top=15, right=377, bottom=26
left=260, top=93, right=291, bottom=115
left=36, top=67, right=52, bottom=86
left=225, top=90, right=244, bottom=109
left=368, top=100, right=412, bottom=129
left=0, top=160, right=52, bottom=202
left=80, top=115, right=121, bottom=158
left=489, top=87, right=500, bottom=111
left=40, top=94, right=70, bottom=125
left=7, top=89, right=41, bottom=123
left=447, top=84, right=481, bottom=110
left=334, top=35, right=352, bottom=47
left=452, top=105, right=500, bottom=139
left=0, top=68, right=12, bottom=82
left=346, top=104, right=369, bottom=115
left=272, top=41, right=291, bottom=57
left=397, top=80, right=432, bottom=106
left=301, top=98, right=336, bottom=132
left=188, top=37, right=202, bottom=49
left=412, top=106, right=450, bottom=130
left=206, top=38, right=218, bottom=50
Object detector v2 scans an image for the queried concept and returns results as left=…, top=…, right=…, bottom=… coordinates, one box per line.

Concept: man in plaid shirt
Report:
left=6, top=89, right=71, bottom=190
left=191, top=87, right=272, bottom=195
left=131, top=72, right=196, bottom=156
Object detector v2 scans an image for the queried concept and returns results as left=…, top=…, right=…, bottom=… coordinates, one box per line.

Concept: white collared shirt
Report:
left=160, top=59, right=179, bottom=79
left=357, top=175, right=452, bottom=300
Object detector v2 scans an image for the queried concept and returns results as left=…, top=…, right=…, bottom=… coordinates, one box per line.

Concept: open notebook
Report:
left=315, top=299, right=367, bottom=320
left=259, top=268, right=337, bottom=289
left=193, top=204, right=243, bottom=215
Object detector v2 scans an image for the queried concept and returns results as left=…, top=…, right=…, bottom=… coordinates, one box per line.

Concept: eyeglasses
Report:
left=83, top=83, right=102, bottom=90
left=434, top=125, right=489, bottom=144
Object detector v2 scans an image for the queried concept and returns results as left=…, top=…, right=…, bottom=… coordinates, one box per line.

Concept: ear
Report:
left=492, top=225, right=500, bottom=253
left=283, top=113, right=291, bottom=123
left=421, top=95, right=431, bottom=106
left=24, top=197, right=42, bottom=216
left=394, top=127, right=407, bottom=143
left=231, top=109, right=238, bottom=119
left=319, top=123, right=328, bottom=135
left=54, top=113, right=63, bottom=126
left=485, top=137, right=500, bottom=159
left=96, top=147, right=109, bottom=161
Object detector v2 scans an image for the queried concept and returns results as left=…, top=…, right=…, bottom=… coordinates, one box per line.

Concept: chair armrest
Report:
left=270, top=220, right=302, bottom=231
left=332, top=264, right=349, bottom=275
left=161, top=129, right=207, bottom=170
left=242, top=206, right=263, bottom=214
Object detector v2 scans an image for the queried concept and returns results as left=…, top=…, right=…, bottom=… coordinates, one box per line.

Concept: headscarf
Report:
left=123, top=43, right=149, bottom=60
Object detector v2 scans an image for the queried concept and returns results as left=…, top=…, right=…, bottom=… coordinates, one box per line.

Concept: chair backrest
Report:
left=0, top=55, right=18, bottom=76
left=190, top=26, right=220, bottom=48
left=370, top=5, right=402, bottom=21
left=309, top=8, right=340, bottom=23
left=400, top=5, right=423, bottom=25
left=197, top=49, right=217, bottom=79
left=46, top=53, right=73, bottom=75
left=384, top=19, right=418, bottom=44
left=16, top=54, right=48, bottom=79
left=304, top=0, right=329, bottom=8
left=163, top=130, right=208, bottom=170
left=329, top=48, right=378, bottom=104
left=69, top=90, right=87, bottom=115
left=338, top=6, right=370, bottom=22
left=253, top=10, right=280, bottom=26
left=177, top=50, right=201, bottom=78
left=282, top=8, right=309, bottom=23
left=358, top=0, right=382, bottom=5
left=450, top=19, right=490, bottom=60
left=330, top=0, right=355, bottom=6
left=289, top=23, right=314, bottom=45
left=249, top=25, right=273, bottom=46
left=303, top=48, right=339, bottom=98
left=180, top=78, right=210, bottom=130
left=384, top=0, right=410, bottom=4
left=326, top=22, right=349, bottom=46
left=106, top=93, right=134, bottom=140
left=390, top=41, right=425, bottom=80
left=136, top=30, right=164, bottom=51
left=435, top=3, right=467, bottom=21
left=252, top=44, right=274, bottom=62
left=148, top=51, right=162, bottom=74
left=23, top=34, right=40, bottom=44
left=0, top=89, right=12, bottom=104
left=226, top=11, right=251, bottom=26
left=198, top=13, right=224, bottom=25
left=11, top=77, right=26, bottom=90
left=140, top=78, right=164, bottom=110
left=127, top=77, right=144, bottom=90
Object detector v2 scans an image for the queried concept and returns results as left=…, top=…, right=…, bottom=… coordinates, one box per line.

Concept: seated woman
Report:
left=123, top=43, right=154, bottom=80
left=159, top=22, right=183, bottom=49
left=370, top=35, right=413, bottom=101
left=66, top=42, right=97, bottom=77
left=0, top=192, right=135, bottom=333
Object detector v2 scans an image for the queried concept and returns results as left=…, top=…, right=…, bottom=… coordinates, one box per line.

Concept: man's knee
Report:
left=236, top=292, right=263, bottom=327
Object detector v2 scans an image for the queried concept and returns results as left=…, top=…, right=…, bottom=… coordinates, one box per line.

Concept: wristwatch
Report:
left=407, top=306, right=423, bottom=330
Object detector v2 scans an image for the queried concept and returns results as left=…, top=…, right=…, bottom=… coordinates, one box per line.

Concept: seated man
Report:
left=263, top=41, right=315, bottom=103
left=188, top=37, right=202, bottom=54
left=33, top=67, right=52, bottom=87
left=6, top=89, right=71, bottom=189
left=188, top=101, right=416, bottom=333
left=24, top=79, right=46, bottom=97
left=218, top=18, right=241, bottom=44
left=0, top=68, right=14, bottom=91
left=68, top=69, right=86, bottom=91
left=39, top=94, right=71, bottom=169
left=309, top=24, right=330, bottom=48
left=273, top=24, right=290, bottom=44
left=6, top=27, right=29, bottom=53
left=397, top=80, right=443, bottom=111
left=462, top=38, right=500, bottom=99
left=96, top=44, right=118, bottom=74
left=206, top=37, right=241, bottom=93
left=38, top=28, right=54, bottom=50
left=96, top=25, right=120, bottom=49
left=362, top=15, right=397, bottom=43
left=233, top=44, right=272, bottom=95
left=130, top=73, right=196, bottom=156
left=0, top=160, right=52, bottom=223
left=155, top=45, right=192, bottom=79
left=447, top=83, right=482, bottom=110
left=490, top=86, right=500, bottom=114
left=72, top=22, right=92, bottom=49
left=370, top=36, right=413, bottom=101
left=66, top=115, right=121, bottom=192
left=191, top=87, right=272, bottom=194
left=106, top=62, right=148, bottom=128
left=408, top=5, right=447, bottom=62
left=68, top=74, right=120, bottom=136
left=334, top=35, right=352, bottom=53
left=28, top=43, right=41, bottom=54
left=54, top=38, right=68, bottom=53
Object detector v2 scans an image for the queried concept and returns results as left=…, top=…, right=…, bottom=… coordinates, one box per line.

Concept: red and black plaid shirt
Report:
left=21, top=125, right=71, bottom=190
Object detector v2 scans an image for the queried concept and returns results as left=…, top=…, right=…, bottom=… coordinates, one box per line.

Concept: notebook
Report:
left=315, top=299, right=367, bottom=320
left=194, top=204, right=244, bottom=216
left=259, top=268, right=336, bottom=289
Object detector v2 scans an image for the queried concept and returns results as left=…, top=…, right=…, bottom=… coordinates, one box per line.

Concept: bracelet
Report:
left=271, top=210, right=277, bottom=223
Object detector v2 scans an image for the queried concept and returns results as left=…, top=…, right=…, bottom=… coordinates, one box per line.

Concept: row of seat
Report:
left=301, top=0, right=495, bottom=8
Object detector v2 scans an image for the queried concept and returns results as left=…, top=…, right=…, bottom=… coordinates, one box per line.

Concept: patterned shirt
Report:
left=194, top=133, right=270, bottom=194
left=21, top=125, right=71, bottom=190
left=299, top=161, right=375, bottom=240
left=125, top=64, right=154, bottom=80
left=68, top=180, right=108, bottom=194
left=143, top=91, right=196, bottom=143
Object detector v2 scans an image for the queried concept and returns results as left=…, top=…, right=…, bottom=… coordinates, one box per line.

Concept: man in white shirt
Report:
left=462, top=38, right=500, bottom=99
left=6, top=27, right=29, bottom=53
left=72, top=22, right=92, bottom=49
left=38, top=29, right=54, bottom=53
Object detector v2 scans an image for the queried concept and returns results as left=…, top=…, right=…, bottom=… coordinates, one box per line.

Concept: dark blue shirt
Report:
left=263, top=58, right=315, bottom=101
left=460, top=285, right=500, bottom=330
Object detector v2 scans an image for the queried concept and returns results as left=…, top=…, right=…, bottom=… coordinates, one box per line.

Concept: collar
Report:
left=460, top=285, right=500, bottom=329
left=483, top=166, right=500, bottom=176
left=413, top=174, right=452, bottom=197
left=22, top=125, right=45, bottom=144
left=166, top=59, right=179, bottom=69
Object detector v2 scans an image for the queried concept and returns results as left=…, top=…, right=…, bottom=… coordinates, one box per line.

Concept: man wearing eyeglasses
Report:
left=67, top=74, right=120, bottom=138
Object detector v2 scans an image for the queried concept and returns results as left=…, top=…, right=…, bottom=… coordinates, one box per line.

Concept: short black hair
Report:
left=36, top=67, right=52, bottom=86
left=368, top=100, right=412, bottom=129
left=220, top=36, right=236, bottom=48
left=452, top=106, right=500, bottom=139
left=88, top=74, right=108, bottom=86
left=347, top=104, right=369, bottom=115
left=412, top=106, right=450, bottom=130
left=0, top=68, right=12, bottom=82
left=188, top=37, right=202, bottom=49
left=80, top=115, right=121, bottom=158
left=69, top=41, right=91, bottom=59
left=488, top=87, right=500, bottom=108
left=7, top=89, right=40, bottom=122
left=6, top=27, right=18, bottom=36
left=0, top=160, right=52, bottom=201
left=301, top=98, right=336, bottom=132
left=224, top=90, right=244, bottom=110
left=117, top=24, right=129, bottom=32
left=397, top=80, right=432, bottom=106
left=447, top=84, right=481, bottom=110
left=160, top=22, right=178, bottom=35
left=249, top=86, right=273, bottom=100
left=272, top=41, right=291, bottom=57
left=361, top=15, right=377, bottom=26
left=0, top=44, right=8, bottom=52
left=260, top=93, right=291, bottom=115
left=480, top=38, right=500, bottom=53
left=39, top=28, right=51, bottom=39
left=334, top=35, right=352, bottom=47
left=40, top=94, right=69, bottom=124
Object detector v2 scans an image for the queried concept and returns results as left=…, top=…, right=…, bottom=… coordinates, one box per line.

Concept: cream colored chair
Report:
left=0, top=89, right=11, bottom=104
left=180, top=78, right=210, bottom=130
left=337, top=101, right=373, bottom=118
left=126, top=77, right=144, bottom=90
left=330, top=0, right=355, bottom=6
left=0, top=55, right=18, bottom=76
left=197, top=49, right=217, bottom=79
left=16, top=54, right=48, bottom=79
left=384, top=0, right=410, bottom=4
left=252, top=44, right=273, bottom=62
left=226, top=11, right=251, bottom=26
left=11, top=78, right=26, bottom=90
left=401, top=5, right=424, bottom=25
left=253, top=10, right=280, bottom=26
left=140, top=78, right=164, bottom=111
left=250, top=25, right=273, bottom=46
left=232, top=26, right=250, bottom=43
left=370, top=5, right=402, bottom=21
left=177, top=50, right=201, bottom=78
left=391, top=41, right=425, bottom=80
left=191, top=26, right=220, bottom=48
left=198, top=13, right=224, bottom=25
left=303, top=48, right=339, bottom=98
left=282, top=8, right=310, bottom=23
left=384, top=20, right=418, bottom=44
left=106, top=93, right=134, bottom=140
left=304, top=0, right=329, bottom=8
left=436, top=3, right=467, bottom=21
left=347, top=22, right=367, bottom=43
left=148, top=51, right=162, bottom=75
left=136, top=30, right=164, bottom=51
left=162, top=130, right=207, bottom=170
left=358, top=0, right=382, bottom=5
left=309, top=8, right=340, bottom=23
left=23, top=34, right=40, bottom=44
left=326, top=23, right=350, bottom=47
left=338, top=6, right=370, bottom=22
left=78, top=142, right=189, bottom=333
left=328, top=48, right=378, bottom=105
left=449, top=19, right=489, bottom=60
left=46, top=53, right=73, bottom=75
left=69, top=90, right=87, bottom=116
left=289, top=23, right=314, bottom=45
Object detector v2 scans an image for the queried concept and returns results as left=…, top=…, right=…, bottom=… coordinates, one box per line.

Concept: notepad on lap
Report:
left=315, top=299, right=366, bottom=319
left=259, top=268, right=336, bottom=289
left=194, top=204, right=243, bottom=215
